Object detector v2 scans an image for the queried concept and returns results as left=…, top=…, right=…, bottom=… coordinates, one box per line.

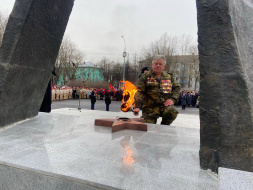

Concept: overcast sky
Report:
left=0, top=0, right=198, bottom=63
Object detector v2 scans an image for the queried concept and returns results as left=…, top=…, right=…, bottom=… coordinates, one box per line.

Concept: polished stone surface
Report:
left=0, top=109, right=251, bottom=189
left=0, top=163, right=114, bottom=190
left=219, top=167, right=253, bottom=190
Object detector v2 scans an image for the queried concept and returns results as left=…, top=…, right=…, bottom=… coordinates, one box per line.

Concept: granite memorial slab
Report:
left=0, top=110, right=225, bottom=190
left=197, top=0, right=253, bottom=173
left=0, top=0, right=74, bottom=127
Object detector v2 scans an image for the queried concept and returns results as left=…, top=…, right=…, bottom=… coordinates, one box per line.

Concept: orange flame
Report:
left=121, top=81, right=138, bottom=112
left=121, top=141, right=135, bottom=165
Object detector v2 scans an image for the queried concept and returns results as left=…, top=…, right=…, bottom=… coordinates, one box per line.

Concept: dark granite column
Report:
left=197, top=0, right=253, bottom=173
left=0, top=0, right=74, bottom=127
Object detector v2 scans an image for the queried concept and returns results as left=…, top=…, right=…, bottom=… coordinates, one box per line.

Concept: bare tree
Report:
left=188, top=43, right=199, bottom=55
left=140, top=33, right=180, bottom=72
left=98, top=54, right=136, bottom=85
left=188, top=43, right=199, bottom=90
left=98, top=57, right=112, bottom=82
left=140, top=33, right=198, bottom=83
left=107, top=61, right=123, bottom=86
left=164, top=35, right=179, bottom=71
left=178, top=34, right=193, bottom=55
left=98, top=57, right=124, bottom=85
left=96, top=33, right=198, bottom=88
left=131, top=53, right=140, bottom=82
left=54, top=36, right=85, bottom=85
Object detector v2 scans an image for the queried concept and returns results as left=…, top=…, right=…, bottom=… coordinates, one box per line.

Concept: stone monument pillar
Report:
left=0, top=0, right=75, bottom=127
left=197, top=0, right=253, bottom=173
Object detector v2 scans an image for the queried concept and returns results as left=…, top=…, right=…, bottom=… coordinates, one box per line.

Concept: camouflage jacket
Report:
left=134, top=70, right=181, bottom=108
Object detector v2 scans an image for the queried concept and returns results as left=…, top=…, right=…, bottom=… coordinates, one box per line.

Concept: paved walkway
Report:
left=52, top=99, right=200, bottom=115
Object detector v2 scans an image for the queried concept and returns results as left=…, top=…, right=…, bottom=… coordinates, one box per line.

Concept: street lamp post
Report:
left=121, top=36, right=127, bottom=81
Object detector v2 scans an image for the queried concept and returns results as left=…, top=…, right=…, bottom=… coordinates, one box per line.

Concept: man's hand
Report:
left=164, top=99, right=174, bottom=106
left=133, top=108, right=140, bottom=116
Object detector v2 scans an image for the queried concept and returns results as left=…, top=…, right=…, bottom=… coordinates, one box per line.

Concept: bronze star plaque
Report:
left=94, top=117, right=147, bottom=133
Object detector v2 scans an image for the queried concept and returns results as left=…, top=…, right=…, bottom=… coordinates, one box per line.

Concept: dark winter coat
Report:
left=187, top=94, right=192, bottom=105
left=105, top=96, right=111, bottom=105
left=191, top=95, right=197, bottom=107
left=181, top=95, right=187, bottom=106
left=90, top=92, right=96, bottom=104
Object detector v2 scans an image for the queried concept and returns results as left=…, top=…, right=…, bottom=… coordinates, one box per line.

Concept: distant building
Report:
left=170, top=55, right=200, bottom=91
left=138, top=55, right=199, bottom=91
left=56, top=62, right=104, bottom=85
left=75, top=62, right=104, bottom=82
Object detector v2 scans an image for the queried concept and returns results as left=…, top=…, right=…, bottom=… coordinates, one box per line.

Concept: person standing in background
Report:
left=90, top=90, right=96, bottom=110
left=105, top=92, right=111, bottom=111
left=139, top=67, right=149, bottom=78
left=181, top=93, right=187, bottom=110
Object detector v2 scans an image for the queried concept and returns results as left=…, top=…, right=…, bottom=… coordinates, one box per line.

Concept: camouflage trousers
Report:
left=142, top=105, right=178, bottom=125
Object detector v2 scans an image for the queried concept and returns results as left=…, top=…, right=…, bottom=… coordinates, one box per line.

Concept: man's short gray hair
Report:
left=152, top=55, right=166, bottom=65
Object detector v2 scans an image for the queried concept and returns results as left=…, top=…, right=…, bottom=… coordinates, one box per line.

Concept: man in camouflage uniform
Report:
left=133, top=55, right=181, bottom=125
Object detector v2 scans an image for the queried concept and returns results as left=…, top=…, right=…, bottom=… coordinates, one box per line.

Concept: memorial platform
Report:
left=0, top=109, right=252, bottom=189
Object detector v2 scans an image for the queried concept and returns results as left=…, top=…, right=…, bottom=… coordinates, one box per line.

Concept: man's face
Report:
left=152, top=59, right=165, bottom=74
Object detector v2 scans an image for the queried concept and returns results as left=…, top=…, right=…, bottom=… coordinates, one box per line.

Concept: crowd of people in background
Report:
left=51, top=85, right=200, bottom=111
left=51, top=66, right=200, bottom=111
left=51, top=86, right=123, bottom=102
left=176, top=91, right=200, bottom=109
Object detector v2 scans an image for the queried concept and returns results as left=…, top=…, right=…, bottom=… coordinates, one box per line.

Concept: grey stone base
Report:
left=0, top=110, right=252, bottom=189
left=0, top=162, right=117, bottom=190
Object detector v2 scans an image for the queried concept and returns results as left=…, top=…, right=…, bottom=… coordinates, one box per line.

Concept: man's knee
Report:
left=169, top=108, right=179, bottom=119
left=161, top=114, right=177, bottom=125
left=162, top=106, right=179, bottom=125
left=144, top=117, right=157, bottom=124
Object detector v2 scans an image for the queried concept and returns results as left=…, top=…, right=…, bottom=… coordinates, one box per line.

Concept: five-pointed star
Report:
left=94, top=117, right=147, bottom=132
